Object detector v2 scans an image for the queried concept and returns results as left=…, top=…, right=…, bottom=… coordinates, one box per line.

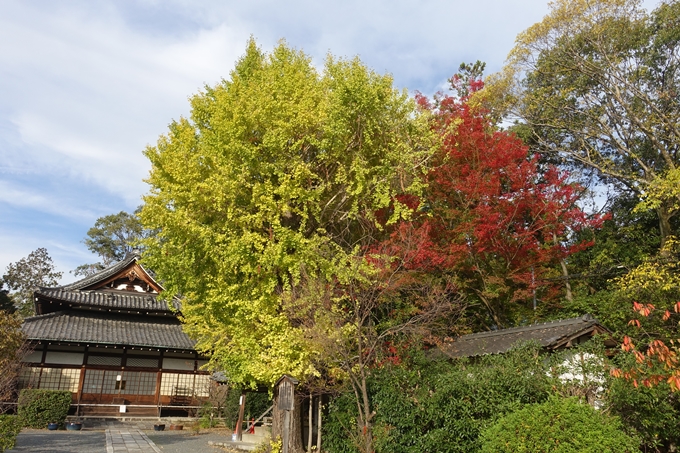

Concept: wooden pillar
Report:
left=236, top=390, right=247, bottom=441
left=283, top=410, right=291, bottom=453
left=76, top=345, right=88, bottom=416
left=76, top=368, right=86, bottom=417
left=40, top=343, right=48, bottom=365
left=155, top=372, right=163, bottom=417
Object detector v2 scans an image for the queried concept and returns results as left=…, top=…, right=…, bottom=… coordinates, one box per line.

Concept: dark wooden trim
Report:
left=40, top=343, right=48, bottom=365
left=154, top=369, right=163, bottom=417
left=76, top=367, right=86, bottom=416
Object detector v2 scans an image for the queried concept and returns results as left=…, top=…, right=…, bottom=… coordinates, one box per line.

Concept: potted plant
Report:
left=47, top=422, right=59, bottom=430
left=168, top=424, right=183, bottom=430
left=153, top=423, right=165, bottom=431
left=66, top=421, right=83, bottom=431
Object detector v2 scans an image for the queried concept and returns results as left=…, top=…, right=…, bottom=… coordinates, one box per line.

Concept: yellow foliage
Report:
left=140, top=39, right=434, bottom=388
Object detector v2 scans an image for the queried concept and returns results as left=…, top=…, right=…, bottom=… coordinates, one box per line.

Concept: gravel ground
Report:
left=7, top=430, right=107, bottom=453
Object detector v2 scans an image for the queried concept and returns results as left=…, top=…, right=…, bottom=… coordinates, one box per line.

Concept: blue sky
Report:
left=0, top=0, right=657, bottom=282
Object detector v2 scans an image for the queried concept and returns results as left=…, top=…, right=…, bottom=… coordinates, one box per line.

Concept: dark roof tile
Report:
left=35, top=288, right=181, bottom=312
left=438, top=315, right=607, bottom=358
left=22, top=311, right=195, bottom=350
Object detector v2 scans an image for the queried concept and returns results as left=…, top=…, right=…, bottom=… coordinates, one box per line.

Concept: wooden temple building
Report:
left=19, top=254, right=210, bottom=417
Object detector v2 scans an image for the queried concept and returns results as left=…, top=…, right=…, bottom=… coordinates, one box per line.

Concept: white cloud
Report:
left=0, top=181, right=95, bottom=220
left=0, top=2, right=249, bottom=206
left=6, top=0, right=664, bottom=284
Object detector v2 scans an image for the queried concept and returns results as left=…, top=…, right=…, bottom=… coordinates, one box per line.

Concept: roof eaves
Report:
left=58, top=253, right=140, bottom=291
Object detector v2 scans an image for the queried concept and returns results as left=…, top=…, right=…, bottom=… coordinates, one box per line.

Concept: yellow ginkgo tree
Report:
left=139, top=39, right=434, bottom=390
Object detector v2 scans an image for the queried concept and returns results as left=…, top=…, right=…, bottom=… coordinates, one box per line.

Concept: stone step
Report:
left=241, top=432, right=268, bottom=444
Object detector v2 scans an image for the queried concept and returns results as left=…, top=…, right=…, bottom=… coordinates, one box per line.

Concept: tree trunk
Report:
left=475, top=290, right=503, bottom=328
left=657, top=204, right=674, bottom=251
left=559, top=259, right=573, bottom=303
left=316, top=396, right=322, bottom=452
left=307, top=393, right=313, bottom=453
left=272, top=394, right=304, bottom=453
left=553, top=232, right=573, bottom=303
left=358, top=375, right=374, bottom=453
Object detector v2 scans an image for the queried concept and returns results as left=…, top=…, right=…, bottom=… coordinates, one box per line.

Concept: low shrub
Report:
left=479, top=396, right=639, bottom=453
left=324, top=344, right=553, bottom=453
left=17, top=389, right=72, bottom=429
left=0, top=415, right=21, bottom=452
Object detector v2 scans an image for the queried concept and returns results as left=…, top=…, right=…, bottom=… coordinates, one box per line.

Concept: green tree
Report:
left=0, top=283, right=15, bottom=314
left=73, top=210, right=147, bottom=276
left=2, top=248, right=62, bottom=316
left=490, top=0, right=680, bottom=247
left=139, top=39, right=433, bottom=390
left=0, top=311, right=28, bottom=410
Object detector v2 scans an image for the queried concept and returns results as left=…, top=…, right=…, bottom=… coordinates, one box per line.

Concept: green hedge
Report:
left=0, top=415, right=21, bottom=452
left=17, top=389, right=72, bottom=429
left=324, top=344, right=554, bottom=453
left=479, top=397, right=639, bottom=453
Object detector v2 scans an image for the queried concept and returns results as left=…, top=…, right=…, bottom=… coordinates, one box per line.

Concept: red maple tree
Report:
left=380, top=74, right=603, bottom=327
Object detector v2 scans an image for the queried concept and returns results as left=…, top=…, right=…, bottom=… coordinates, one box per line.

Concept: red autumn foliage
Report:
left=380, top=76, right=604, bottom=327
left=612, top=302, right=680, bottom=392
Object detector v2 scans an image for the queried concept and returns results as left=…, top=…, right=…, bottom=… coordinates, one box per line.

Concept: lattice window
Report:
left=194, top=375, right=211, bottom=397
left=83, top=370, right=104, bottom=393
left=160, top=373, right=196, bottom=397
left=120, top=372, right=156, bottom=396
left=87, top=356, right=121, bottom=366
left=18, top=367, right=41, bottom=389
left=101, top=371, right=119, bottom=394
left=37, top=368, right=80, bottom=392
left=126, top=357, right=158, bottom=368
left=82, top=370, right=157, bottom=396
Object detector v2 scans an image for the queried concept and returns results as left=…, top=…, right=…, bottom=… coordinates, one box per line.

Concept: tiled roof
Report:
left=34, top=288, right=181, bottom=313
left=438, top=315, right=606, bottom=358
left=60, top=253, right=142, bottom=291
left=22, top=311, right=196, bottom=350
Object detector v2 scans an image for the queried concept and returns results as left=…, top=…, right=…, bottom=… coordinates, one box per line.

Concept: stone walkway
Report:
left=106, top=428, right=161, bottom=452
left=8, top=420, right=255, bottom=452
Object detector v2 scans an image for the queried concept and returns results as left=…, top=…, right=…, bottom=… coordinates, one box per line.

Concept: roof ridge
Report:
left=23, top=311, right=67, bottom=321
left=61, top=254, right=140, bottom=290
left=33, top=287, right=181, bottom=312
left=457, top=315, right=596, bottom=341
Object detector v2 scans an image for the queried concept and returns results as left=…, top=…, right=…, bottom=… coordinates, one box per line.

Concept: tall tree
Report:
left=140, top=39, right=432, bottom=389
left=3, top=248, right=62, bottom=316
left=73, top=210, right=147, bottom=276
left=383, top=71, right=602, bottom=328
left=140, top=40, right=434, bottom=452
left=489, top=0, right=680, bottom=247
